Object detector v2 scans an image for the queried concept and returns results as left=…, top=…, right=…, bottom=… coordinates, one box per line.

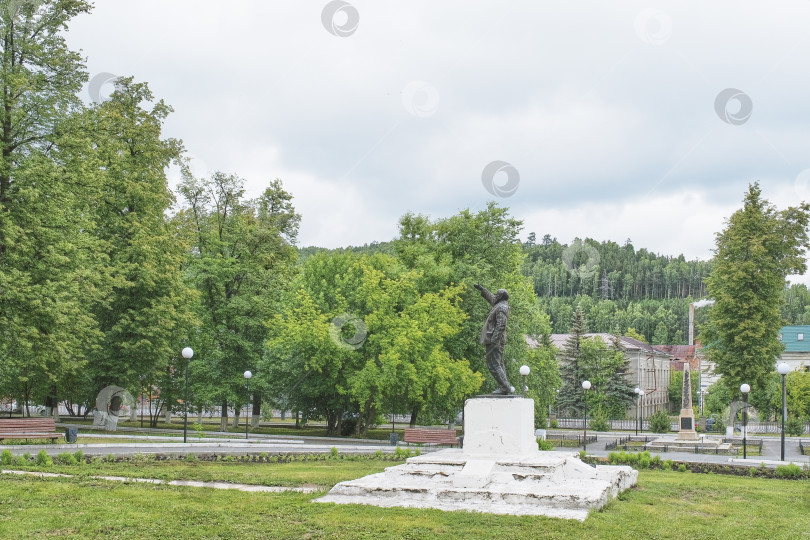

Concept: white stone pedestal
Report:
left=463, top=397, right=537, bottom=455
left=315, top=395, right=637, bottom=521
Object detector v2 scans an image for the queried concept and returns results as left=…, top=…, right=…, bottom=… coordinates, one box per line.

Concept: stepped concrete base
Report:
left=315, top=449, right=637, bottom=521
left=316, top=396, right=636, bottom=521
left=644, top=437, right=733, bottom=454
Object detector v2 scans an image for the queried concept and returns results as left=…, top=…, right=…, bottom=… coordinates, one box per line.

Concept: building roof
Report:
left=779, top=325, right=810, bottom=352
left=652, top=345, right=699, bottom=370
left=527, top=333, right=668, bottom=356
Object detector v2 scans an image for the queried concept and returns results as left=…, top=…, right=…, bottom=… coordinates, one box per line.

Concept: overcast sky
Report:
left=65, top=1, right=810, bottom=279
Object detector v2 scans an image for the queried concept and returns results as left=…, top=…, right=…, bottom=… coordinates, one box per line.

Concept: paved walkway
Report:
left=3, top=425, right=807, bottom=467
left=570, top=430, right=809, bottom=466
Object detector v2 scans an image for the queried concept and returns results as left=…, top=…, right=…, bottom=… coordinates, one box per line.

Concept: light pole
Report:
left=634, top=387, right=641, bottom=436
left=582, top=380, right=591, bottom=451
left=520, top=365, right=530, bottom=394
left=181, top=347, right=194, bottom=443
left=740, top=383, right=750, bottom=459
left=639, top=389, right=645, bottom=434
left=244, top=370, right=252, bottom=440
left=777, top=362, right=790, bottom=461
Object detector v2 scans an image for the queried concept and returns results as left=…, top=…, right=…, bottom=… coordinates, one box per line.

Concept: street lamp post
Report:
left=181, top=347, right=194, bottom=444
left=639, top=390, right=646, bottom=434
left=244, top=370, right=252, bottom=440
left=634, top=387, right=641, bottom=436
left=777, top=362, right=790, bottom=461
left=582, top=380, right=591, bottom=451
left=520, top=365, right=530, bottom=394
left=740, top=383, right=750, bottom=459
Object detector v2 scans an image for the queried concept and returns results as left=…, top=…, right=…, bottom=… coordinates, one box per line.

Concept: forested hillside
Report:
left=304, top=233, right=810, bottom=345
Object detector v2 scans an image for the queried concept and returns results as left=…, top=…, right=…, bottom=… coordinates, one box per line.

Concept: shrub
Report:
left=550, top=419, right=559, bottom=429
left=537, top=439, right=554, bottom=451
left=648, top=410, right=671, bottom=433
left=662, top=459, right=674, bottom=471
left=330, top=447, right=339, bottom=458
left=56, top=452, right=78, bottom=466
left=677, top=463, right=687, bottom=473
left=374, top=449, right=383, bottom=459
left=775, top=463, right=804, bottom=479
left=0, top=449, right=12, bottom=465
left=73, top=450, right=84, bottom=463
left=192, top=422, right=205, bottom=438
left=185, top=454, right=197, bottom=462
left=578, top=450, right=586, bottom=459
left=340, top=417, right=358, bottom=436
left=588, top=406, right=610, bottom=432
left=13, top=455, right=27, bottom=466
left=36, top=449, right=53, bottom=467
left=785, top=417, right=806, bottom=437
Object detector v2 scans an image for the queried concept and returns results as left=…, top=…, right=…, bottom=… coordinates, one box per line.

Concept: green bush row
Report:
left=0, top=448, right=417, bottom=468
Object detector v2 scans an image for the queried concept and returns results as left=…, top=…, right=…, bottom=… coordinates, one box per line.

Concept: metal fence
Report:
left=554, top=418, right=810, bottom=435
left=546, top=432, right=597, bottom=446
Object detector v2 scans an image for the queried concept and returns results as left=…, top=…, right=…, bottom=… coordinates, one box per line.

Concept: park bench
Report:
left=403, top=428, right=458, bottom=447
left=0, top=417, right=62, bottom=443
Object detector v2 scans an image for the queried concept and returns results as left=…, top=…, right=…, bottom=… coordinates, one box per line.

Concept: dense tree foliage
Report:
left=264, top=251, right=482, bottom=435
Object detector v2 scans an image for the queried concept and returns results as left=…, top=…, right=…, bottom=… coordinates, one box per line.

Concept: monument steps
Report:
left=317, top=449, right=637, bottom=521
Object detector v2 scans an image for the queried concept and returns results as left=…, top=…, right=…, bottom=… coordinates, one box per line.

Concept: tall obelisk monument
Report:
left=676, top=364, right=699, bottom=440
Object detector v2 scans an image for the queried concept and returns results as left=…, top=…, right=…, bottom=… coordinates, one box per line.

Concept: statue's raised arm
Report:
left=474, top=283, right=497, bottom=306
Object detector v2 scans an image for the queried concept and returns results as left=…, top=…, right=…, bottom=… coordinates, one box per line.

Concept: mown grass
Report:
left=3, top=458, right=399, bottom=487
left=0, top=461, right=808, bottom=539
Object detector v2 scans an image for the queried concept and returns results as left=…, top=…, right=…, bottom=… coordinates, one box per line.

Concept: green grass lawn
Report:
left=1, top=460, right=808, bottom=539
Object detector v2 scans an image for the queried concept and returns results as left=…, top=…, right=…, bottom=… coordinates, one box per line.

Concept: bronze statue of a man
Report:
left=474, top=283, right=512, bottom=394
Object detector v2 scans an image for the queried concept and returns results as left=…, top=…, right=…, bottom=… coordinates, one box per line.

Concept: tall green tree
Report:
left=701, top=183, right=810, bottom=394
left=556, top=307, right=587, bottom=416
left=179, top=172, right=299, bottom=430
left=0, top=0, right=100, bottom=413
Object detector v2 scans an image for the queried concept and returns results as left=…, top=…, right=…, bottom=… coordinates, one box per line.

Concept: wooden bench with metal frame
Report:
left=403, top=428, right=459, bottom=447
left=0, top=417, right=62, bottom=443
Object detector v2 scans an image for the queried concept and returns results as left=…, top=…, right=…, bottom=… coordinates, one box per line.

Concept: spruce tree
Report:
left=556, top=307, right=587, bottom=416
